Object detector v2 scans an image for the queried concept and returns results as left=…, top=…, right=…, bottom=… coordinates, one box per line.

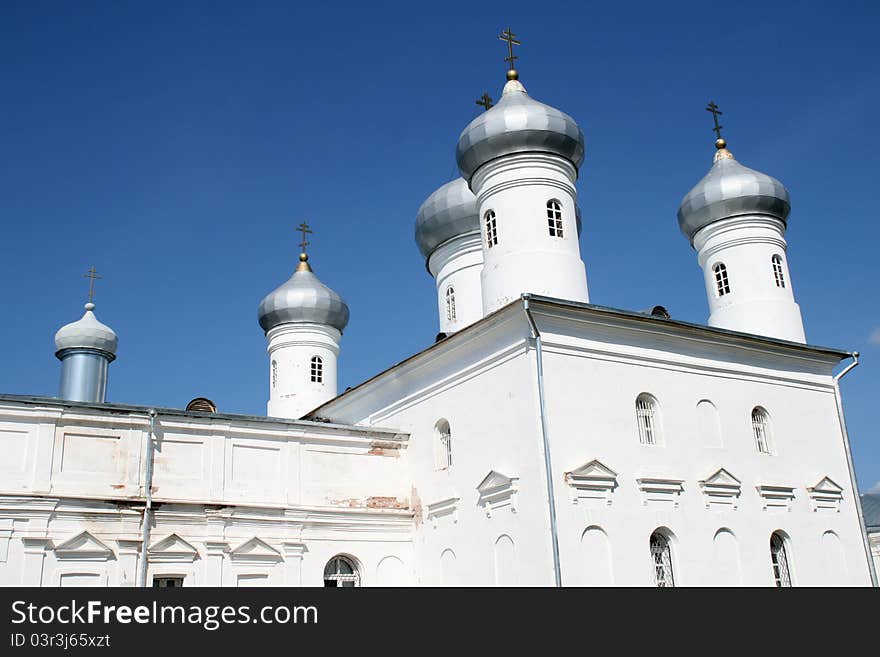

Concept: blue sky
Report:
left=2, top=1, right=878, bottom=492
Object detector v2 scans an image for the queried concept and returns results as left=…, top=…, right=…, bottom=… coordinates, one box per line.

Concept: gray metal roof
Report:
left=414, top=178, right=479, bottom=260
left=678, top=148, right=790, bottom=244
left=861, top=493, right=880, bottom=531
left=54, top=303, right=118, bottom=356
left=456, top=79, right=585, bottom=181
left=258, top=261, right=350, bottom=333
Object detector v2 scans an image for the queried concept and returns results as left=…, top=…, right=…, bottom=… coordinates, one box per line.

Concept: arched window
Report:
left=271, top=360, right=277, bottom=390
left=752, top=406, right=772, bottom=454
left=445, top=287, right=456, bottom=322
left=310, top=356, right=323, bottom=383
left=484, top=210, right=497, bottom=248
left=546, top=199, right=563, bottom=237
left=713, top=263, right=731, bottom=296
left=772, top=254, right=786, bottom=288
left=649, top=531, right=675, bottom=587
left=323, top=555, right=360, bottom=587
left=770, top=532, right=792, bottom=587
left=435, top=419, right=452, bottom=470
left=636, top=394, right=660, bottom=445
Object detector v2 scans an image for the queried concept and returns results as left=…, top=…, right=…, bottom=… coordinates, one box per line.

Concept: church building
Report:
left=0, top=30, right=875, bottom=587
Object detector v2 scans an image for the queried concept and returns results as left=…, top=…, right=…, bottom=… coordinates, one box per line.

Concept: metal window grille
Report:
left=153, top=576, right=184, bottom=588
left=271, top=360, right=277, bottom=389
left=752, top=407, right=771, bottom=454
left=546, top=200, right=564, bottom=237
left=445, top=287, right=456, bottom=321
left=650, top=533, right=674, bottom=587
left=770, top=533, right=792, bottom=587
left=310, top=356, right=323, bottom=383
left=441, top=429, right=452, bottom=468
left=323, top=556, right=360, bottom=587
left=772, top=255, right=786, bottom=288
left=485, top=210, right=497, bottom=247
left=636, top=395, right=657, bottom=445
left=713, top=263, right=731, bottom=296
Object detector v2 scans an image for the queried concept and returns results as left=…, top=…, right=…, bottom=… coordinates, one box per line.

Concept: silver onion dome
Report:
left=414, top=178, right=479, bottom=260
left=54, top=303, right=118, bottom=356
left=258, top=255, right=350, bottom=333
left=678, top=141, right=790, bottom=244
left=456, top=78, right=585, bottom=181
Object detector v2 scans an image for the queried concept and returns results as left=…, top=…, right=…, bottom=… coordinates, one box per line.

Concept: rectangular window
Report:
left=153, top=576, right=184, bottom=588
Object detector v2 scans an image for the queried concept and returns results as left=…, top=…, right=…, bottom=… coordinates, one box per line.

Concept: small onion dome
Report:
left=54, top=302, right=118, bottom=357
left=258, top=255, right=350, bottom=333
left=678, top=139, right=790, bottom=244
left=414, top=178, right=479, bottom=260
left=456, top=78, right=585, bottom=181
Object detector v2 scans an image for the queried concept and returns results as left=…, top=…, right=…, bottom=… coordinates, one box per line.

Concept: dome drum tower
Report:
left=54, top=301, right=118, bottom=403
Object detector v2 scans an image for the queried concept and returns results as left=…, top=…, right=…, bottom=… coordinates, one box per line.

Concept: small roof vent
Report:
left=186, top=397, right=217, bottom=413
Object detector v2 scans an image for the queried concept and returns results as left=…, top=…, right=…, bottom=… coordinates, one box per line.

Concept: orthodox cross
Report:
left=297, top=222, right=313, bottom=253
left=475, top=92, right=494, bottom=111
left=498, top=27, right=521, bottom=70
left=706, top=101, right=724, bottom=139
left=83, top=266, right=101, bottom=303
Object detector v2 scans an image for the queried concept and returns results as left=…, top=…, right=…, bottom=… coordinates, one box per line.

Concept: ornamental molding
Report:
left=564, top=459, right=618, bottom=507
left=148, top=533, right=199, bottom=563
left=230, top=537, right=282, bottom=563
left=425, top=497, right=459, bottom=527
left=636, top=477, right=684, bottom=508
left=698, top=468, right=742, bottom=510
left=54, top=531, right=115, bottom=562
left=476, top=471, right=518, bottom=517
left=807, top=476, right=843, bottom=513
left=756, top=484, right=796, bottom=511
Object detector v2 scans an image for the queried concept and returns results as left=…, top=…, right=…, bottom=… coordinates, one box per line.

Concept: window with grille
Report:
left=485, top=210, right=497, bottom=248
left=153, top=576, right=184, bottom=588
left=271, top=360, right=277, bottom=390
left=546, top=199, right=563, bottom=237
left=752, top=407, right=772, bottom=454
left=445, top=287, right=456, bottom=322
left=772, top=255, right=786, bottom=288
left=770, top=532, right=792, bottom=587
left=323, top=555, right=359, bottom=587
left=636, top=394, right=660, bottom=445
left=713, top=263, right=730, bottom=296
left=435, top=419, right=452, bottom=470
left=310, top=356, right=323, bottom=383
left=650, top=532, right=674, bottom=587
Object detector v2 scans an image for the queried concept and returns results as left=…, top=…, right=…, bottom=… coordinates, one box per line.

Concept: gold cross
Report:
left=83, top=265, right=101, bottom=303
left=475, top=92, right=494, bottom=111
left=498, top=27, right=521, bottom=70
left=297, top=222, right=313, bottom=253
left=706, top=101, right=724, bottom=139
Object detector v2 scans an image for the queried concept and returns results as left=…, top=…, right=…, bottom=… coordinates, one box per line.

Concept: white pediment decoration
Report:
left=148, top=533, right=199, bottom=563
left=54, top=531, right=115, bottom=561
left=699, top=468, right=742, bottom=510
left=807, top=476, right=843, bottom=512
left=426, top=497, right=459, bottom=527
left=636, top=477, right=684, bottom=508
left=756, top=484, right=796, bottom=512
left=230, top=537, right=282, bottom=563
left=476, top=471, right=518, bottom=517
left=564, top=459, right=618, bottom=507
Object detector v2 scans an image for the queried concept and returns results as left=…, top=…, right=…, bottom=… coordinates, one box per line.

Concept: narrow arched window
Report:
left=636, top=394, right=660, bottom=445
left=323, top=555, right=360, bottom=587
left=435, top=419, right=452, bottom=469
left=752, top=406, right=772, bottom=454
left=310, top=356, right=323, bottom=383
left=546, top=199, right=563, bottom=237
left=772, top=254, right=786, bottom=288
left=649, top=531, right=675, bottom=587
left=713, top=263, right=730, bottom=296
left=445, top=287, right=456, bottom=322
left=485, top=210, right=497, bottom=248
left=271, top=360, right=277, bottom=389
left=770, top=532, right=792, bottom=587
